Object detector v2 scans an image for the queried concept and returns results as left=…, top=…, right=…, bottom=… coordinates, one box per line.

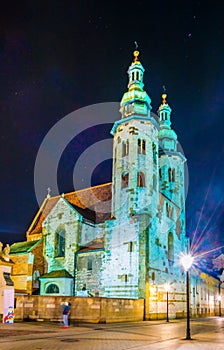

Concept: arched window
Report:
left=166, top=202, right=169, bottom=216
left=33, top=270, right=40, bottom=288
left=168, top=168, right=172, bottom=182
left=122, top=140, right=129, bottom=157
left=132, top=72, right=134, bottom=81
left=136, top=71, right=140, bottom=80
left=166, top=203, right=174, bottom=218
left=122, top=172, right=129, bottom=188
left=55, top=228, right=65, bottom=257
left=46, top=283, right=59, bottom=294
left=137, top=172, right=146, bottom=187
left=138, top=139, right=146, bottom=154
left=168, top=168, right=175, bottom=182
left=168, top=232, right=174, bottom=264
left=152, top=142, right=157, bottom=163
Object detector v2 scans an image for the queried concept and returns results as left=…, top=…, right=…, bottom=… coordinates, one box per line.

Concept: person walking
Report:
left=62, top=302, right=71, bottom=329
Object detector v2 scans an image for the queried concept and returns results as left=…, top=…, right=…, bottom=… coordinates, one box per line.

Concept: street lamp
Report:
left=164, top=283, right=171, bottom=322
left=180, top=253, right=194, bottom=340
left=218, top=295, right=221, bottom=317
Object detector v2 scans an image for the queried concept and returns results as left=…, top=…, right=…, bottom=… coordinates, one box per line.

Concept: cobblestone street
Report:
left=1, top=318, right=224, bottom=350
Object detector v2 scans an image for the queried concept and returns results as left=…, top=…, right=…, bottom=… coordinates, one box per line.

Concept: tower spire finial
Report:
left=47, top=187, right=51, bottom=198
left=132, top=42, right=140, bottom=64
left=162, top=85, right=167, bottom=104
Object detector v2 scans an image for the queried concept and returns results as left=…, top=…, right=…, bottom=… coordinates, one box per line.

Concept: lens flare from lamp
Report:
left=180, top=253, right=194, bottom=271
left=164, top=283, right=171, bottom=292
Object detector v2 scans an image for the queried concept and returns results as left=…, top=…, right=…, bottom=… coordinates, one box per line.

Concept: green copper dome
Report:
left=158, top=127, right=177, bottom=140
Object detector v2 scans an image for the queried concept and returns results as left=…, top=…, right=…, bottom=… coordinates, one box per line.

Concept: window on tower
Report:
left=55, top=228, right=65, bottom=257
left=153, top=174, right=156, bottom=190
left=132, top=72, right=134, bottom=81
left=168, top=168, right=172, bottom=182
left=122, top=172, right=129, bottom=188
left=138, top=139, right=146, bottom=154
left=136, top=71, right=140, bottom=80
left=168, top=232, right=174, bottom=265
left=124, top=274, right=128, bottom=283
left=152, top=142, right=157, bottom=163
left=128, top=241, right=134, bottom=252
left=137, top=172, right=146, bottom=187
left=122, top=140, right=129, bottom=157
left=159, top=168, right=162, bottom=180
left=166, top=202, right=174, bottom=219
left=168, top=168, right=175, bottom=182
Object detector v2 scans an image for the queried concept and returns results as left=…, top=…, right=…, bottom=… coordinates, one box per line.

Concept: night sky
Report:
left=1, top=1, right=224, bottom=272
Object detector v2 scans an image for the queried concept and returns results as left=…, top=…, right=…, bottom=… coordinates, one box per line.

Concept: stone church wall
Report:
left=14, top=295, right=144, bottom=323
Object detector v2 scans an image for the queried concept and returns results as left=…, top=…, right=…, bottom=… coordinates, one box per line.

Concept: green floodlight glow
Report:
left=180, top=253, right=194, bottom=271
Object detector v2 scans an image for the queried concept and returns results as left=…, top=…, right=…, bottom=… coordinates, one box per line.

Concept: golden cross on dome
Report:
left=162, top=85, right=167, bottom=104
left=132, top=41, right=140, bottom=63
left=47, top=187, right=51, bottom=198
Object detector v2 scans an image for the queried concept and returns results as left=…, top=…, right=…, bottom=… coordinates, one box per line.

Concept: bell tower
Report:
left=158, top=92, right=186, bottom=217
left=111, top=50, right=159, bottom=218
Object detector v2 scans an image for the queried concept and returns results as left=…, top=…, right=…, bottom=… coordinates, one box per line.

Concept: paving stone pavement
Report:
left=1, top=318, right=224, bottom=350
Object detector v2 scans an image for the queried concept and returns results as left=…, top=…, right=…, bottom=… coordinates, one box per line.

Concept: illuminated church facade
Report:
left=9, top=51, right=222, bottom=319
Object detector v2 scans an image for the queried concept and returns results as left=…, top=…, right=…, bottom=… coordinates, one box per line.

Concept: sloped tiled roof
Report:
left=69, top=203, right=96, bottom=223
left=10, top=240, right=41, bottom=254
left=40, top=269, right=73, bottom=279
left=28, top=182, right=112, bottom=235
left=77, top=237, right=104, bottom=253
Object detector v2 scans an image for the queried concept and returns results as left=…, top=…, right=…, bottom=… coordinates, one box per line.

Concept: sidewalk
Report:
left=0, top=318, right=224, bottom=350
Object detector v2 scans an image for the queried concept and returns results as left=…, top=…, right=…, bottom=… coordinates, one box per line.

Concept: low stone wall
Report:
left=14, top=296, right=144, bottom=323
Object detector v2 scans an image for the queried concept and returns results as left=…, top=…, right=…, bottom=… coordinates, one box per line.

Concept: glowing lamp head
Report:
left=180, top=253, right=194, bottom=271
left=164, top=283, right=171, bottom=292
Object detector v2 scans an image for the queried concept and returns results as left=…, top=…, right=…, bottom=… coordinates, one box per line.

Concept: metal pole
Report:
left=186, top=270, right=191, bottom=340
left=166, top=291, right=169, bottom=322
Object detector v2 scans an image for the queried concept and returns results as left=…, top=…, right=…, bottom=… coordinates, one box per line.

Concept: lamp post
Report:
left=164, top=283, right=171, bottom=322
left=180, top=253, right=194, bottom=340
left=218, top=295, right=221, bottom=317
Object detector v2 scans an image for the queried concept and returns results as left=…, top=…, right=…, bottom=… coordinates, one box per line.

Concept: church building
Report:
left=9, top=50, right=221, bottom=319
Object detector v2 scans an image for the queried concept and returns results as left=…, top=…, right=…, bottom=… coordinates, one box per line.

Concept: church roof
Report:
left=69, top=203, right=96, bottom=223
left=40, top=269, right=73, bottom=279
left=10, top=240, right=41, bottom=254
left=77, top=237, right=104, bottom=252
left=28, top=182, right=112, bottom=235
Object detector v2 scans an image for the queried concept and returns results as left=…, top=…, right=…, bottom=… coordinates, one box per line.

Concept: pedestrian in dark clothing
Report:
left=62, top=302, right=70, bottom=328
